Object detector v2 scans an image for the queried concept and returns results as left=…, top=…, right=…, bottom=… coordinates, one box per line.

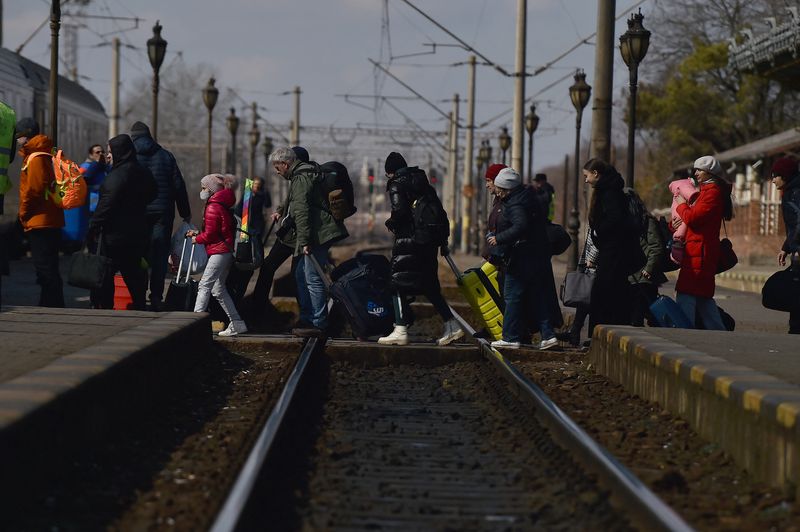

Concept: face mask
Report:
left=200, top=190, right=211, bottom=200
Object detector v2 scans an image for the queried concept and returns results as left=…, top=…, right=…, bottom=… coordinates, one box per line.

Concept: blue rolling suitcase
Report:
left=649, top=295, right=692, bottom=329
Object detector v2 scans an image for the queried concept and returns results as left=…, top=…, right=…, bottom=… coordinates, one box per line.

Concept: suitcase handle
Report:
left=444, top=254, right=463, bottom=282
left=307, top=253, right=333, bottom=291
left=176, top=236, right=195, bottom=284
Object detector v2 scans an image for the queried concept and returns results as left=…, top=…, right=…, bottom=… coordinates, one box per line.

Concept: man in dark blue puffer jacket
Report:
left=130, top=121, right=191, bottom=311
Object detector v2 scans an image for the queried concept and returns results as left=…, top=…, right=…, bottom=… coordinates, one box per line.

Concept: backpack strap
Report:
left=21, top=151, right=52, bottom=171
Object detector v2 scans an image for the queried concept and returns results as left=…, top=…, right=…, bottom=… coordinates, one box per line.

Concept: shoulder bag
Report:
left=68, top=234, right=112, bottom=290
left=717, top=220, right=738, bottom=274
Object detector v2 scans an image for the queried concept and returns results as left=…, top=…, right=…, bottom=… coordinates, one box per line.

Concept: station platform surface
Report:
left=590, top=325, right=800, bottom=488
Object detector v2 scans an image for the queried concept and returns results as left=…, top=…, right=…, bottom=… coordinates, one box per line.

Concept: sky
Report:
left=4, top=0, right=653, bottom=174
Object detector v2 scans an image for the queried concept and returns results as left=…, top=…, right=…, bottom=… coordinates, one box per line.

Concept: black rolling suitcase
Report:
left=309, top=253, right=394, bottom=340
left=165, top=237, right=199, bottom=311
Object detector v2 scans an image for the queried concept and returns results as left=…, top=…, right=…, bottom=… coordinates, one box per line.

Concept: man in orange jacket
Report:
left=16, top=118, right=65, bottom=307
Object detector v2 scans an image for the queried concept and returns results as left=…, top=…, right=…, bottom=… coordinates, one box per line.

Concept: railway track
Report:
left=211, top=313, right=693, bottom=531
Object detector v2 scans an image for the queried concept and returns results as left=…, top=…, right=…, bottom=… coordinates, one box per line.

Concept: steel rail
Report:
left=209, top=337, right=321, bottom=532
left=448, top=308, right=694, bottom=532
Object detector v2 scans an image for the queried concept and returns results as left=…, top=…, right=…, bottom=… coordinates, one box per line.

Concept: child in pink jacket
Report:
left=669, top=177, right=699, bottom=264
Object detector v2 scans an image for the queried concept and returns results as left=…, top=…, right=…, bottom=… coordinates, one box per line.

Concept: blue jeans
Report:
left=295, top=243, right=332, bottom=329
left=503, top=266, right=554, bottom=343
left=146, top=221, right=171, bottom=305
left=676, top=292, right=725, bottom=330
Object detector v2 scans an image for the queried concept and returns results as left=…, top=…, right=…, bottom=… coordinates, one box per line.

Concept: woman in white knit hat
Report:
left=486, top=167, right=557, bottom=350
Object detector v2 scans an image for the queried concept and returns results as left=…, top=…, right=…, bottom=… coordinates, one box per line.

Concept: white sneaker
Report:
left=539, top=337, right=558, bottom=350
left=491, top=339, right=521, bottom=349
left=378, top=325, right=409, bottom=345
left=219, top=320, right=248, bottom=337
left=437, top=319, right=464, bottom=346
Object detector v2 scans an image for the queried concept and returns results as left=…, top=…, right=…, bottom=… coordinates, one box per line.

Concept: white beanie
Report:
left=693, top=155, right=723, bottom=178
left=494, top=168, right=522, bottom=190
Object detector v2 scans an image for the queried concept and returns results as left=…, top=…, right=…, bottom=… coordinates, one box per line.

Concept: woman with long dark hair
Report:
left=673, top=156, right=733, bottom=330
left=583, top=158, right=645, bottom=336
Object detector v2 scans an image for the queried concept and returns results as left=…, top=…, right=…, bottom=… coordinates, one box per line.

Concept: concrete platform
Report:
left=589, top=325, right=800, bottom=487
left=0, top=306, right=211, bottom=504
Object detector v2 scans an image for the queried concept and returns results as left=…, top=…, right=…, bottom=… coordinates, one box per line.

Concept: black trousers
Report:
left=589, top=261, right=633, bottom=336
left=630, top=283, right=658, bottom=327
left=249, top=239, right=294, bottom=313
left=27, top=228, right=65, bottom=308
left=92, top=253, right=148, bottom=311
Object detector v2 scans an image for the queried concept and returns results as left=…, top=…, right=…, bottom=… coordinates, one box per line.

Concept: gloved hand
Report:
left=440, top=244, right=450, bottom=257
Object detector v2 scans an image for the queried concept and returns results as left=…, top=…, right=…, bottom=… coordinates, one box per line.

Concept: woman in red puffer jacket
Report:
left=673, top=155, right=733, bottom=330
left=186, top=173, right=247, bottom=336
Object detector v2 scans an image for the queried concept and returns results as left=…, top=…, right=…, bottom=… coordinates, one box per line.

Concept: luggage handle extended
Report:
left=444, top=254, right=463, bottom=282
left=307, top=252, right=333, bottom=291
left=176, top=236, right=196, bottom=284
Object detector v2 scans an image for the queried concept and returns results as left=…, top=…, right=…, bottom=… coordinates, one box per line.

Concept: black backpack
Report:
left=316, top=161, right=356, bottom=222
left=412, top=188, right=449, bottom=246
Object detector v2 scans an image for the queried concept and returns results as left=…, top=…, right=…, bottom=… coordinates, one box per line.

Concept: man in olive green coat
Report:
left=269, top=147, right=348, bottom=336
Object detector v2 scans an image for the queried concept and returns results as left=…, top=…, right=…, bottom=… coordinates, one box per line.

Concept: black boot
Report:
left=555, top=328, right=580, bottom=347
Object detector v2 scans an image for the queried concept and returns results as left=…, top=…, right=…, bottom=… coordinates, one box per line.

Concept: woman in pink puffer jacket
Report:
left=669, top=177, right=699, bottom=264
left=186, top=173, right=247, bottom=337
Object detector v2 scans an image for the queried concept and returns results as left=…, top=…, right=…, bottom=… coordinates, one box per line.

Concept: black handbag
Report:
left=546, top=222, right=571, bottom=256
left=717, top=221, right=738, bottom=274
left=67, top=235, right=112, bottom=290
left=762, top=260, right=800, bottom=312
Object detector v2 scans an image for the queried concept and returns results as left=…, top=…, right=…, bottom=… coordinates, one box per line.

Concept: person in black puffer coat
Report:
left=770, top=156, right=800, bottom=334
left=486, top=168, right=558, bottom=350
left=88, top=134, right=157, bottom=310
left=584, top=158, right=646, bottom=336
left=377, top=152, right=463, bottom=347
left=130, top=121, right=191, bottom=310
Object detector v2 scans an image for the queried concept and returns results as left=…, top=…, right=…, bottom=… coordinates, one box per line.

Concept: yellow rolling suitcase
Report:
left=445, top=255, right=504, bottom=340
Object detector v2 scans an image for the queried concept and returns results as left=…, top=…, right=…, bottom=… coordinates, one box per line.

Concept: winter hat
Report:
left=771, top=157, right=798, bottom=181
left=291, top=146, right=309, bottom=163
left=494, top=168, right=522, bottom=190
left=534, top=173, right=548, bottom=182
left=385, top=152, right=407, bottom=174
left=130, top=121, right=151, bottom=137
left=200, top=173, right=226, bottom=193
left=485, top=163, right=506, bottom=181
left=15, top=117, right=40, bottom=139
left=693, top=155, right=723, bottom=178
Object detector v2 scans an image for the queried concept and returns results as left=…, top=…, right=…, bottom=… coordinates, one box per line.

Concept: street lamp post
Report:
left=262, top=135, right=274, bottom=200
left=202, top=78, right=219, bottom=175
left=474, top=141, right=488, bottom=254
left=498, top=127, right=511, bottom=166
left=619, top=8, right=651, bottom=189
left=226, top=107, right=239, bottom=174
left=567, top=69, right=592, bottom=273
left=249, top=102, right=260, bottom=178
left=525, top=104, right=540, bottom=183
left=146, top=21, right=167, bottom=141
left=49, top=0, right=61, bottom=145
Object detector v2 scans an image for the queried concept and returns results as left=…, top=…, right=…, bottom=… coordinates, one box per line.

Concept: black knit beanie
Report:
left=130, top=121, right=151, bottom=138
left=385, top=152, right=407, bottom=174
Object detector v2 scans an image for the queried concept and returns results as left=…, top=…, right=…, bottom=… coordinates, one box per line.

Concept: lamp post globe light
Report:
left=498, top=127, right=511, bottom=166
left=202, top=78, right=219, bottom=174
left=226, top=107, right=239, bottom=174
left=525, top=104, right=540, bottom=183
left=567, top=69, right=592, bottom=273
left=619, top=8, right=651, bottom=189
left=147, top=21, right=167, bottom=141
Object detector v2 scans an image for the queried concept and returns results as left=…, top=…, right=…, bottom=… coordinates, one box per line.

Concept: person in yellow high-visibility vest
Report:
left=0, top=101, right=17, bottom=309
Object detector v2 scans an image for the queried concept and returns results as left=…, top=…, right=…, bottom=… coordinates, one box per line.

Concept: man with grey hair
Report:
left=269, top=146, right=348, bottom=336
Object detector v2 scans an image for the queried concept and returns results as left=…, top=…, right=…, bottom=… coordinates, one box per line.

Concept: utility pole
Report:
left=460, top=55, right=476, bottom=253
left=510, top=0, right=526, bottom=173
left=49, top=0, right=61, bottom=146
left=590, top=0, right=615, bottom=162
left=562, top=154, right=569, bottom=226
left=446, top=95, right=460, bottom=243
left=291, top=85, right=301, bottom=146
left=108, top=37, right=120, bottom=139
